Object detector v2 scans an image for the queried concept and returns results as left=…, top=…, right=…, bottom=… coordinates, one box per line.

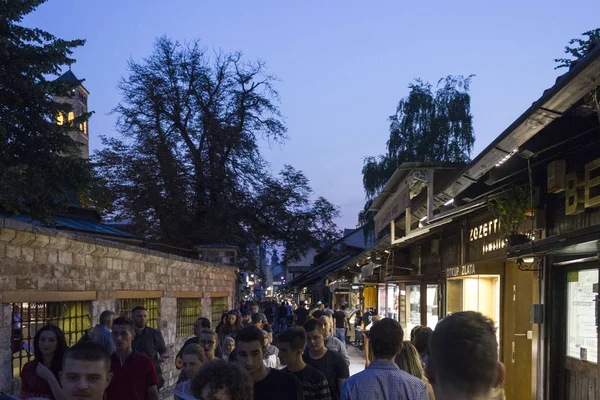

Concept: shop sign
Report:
left=469, top=218, right=506, bottom=255
left=446, top=263, right=476, bottom=278
left=374, top=185, right=410, bottom=234
left=565, top=157, right=600, bottom=215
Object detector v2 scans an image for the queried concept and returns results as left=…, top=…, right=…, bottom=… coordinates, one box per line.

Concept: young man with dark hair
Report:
left=61, top=341, right=113, bottom=400
left=278, top=328, right=331, bottom=400
left=332, top=305, right=348, bottom=346
left=427, top=312, right=505, bottom=400
left=250, top=302, right=268, bottom=325
left=294, top=302, right=309, bottom=327
left=199, top=329, right=221, bottom=362
left=234, top=325, right=304, bottom=400
left=303, top=319, right=349, bottom=400
left=106, top=316, right=159, bottom=400
left=341, top=318, right=427, bottom=400
left=131, top=306, right=168, bottom=390
left=251, top=313, right=265, bottom=330
left=190, top=361, right=254, bottom=400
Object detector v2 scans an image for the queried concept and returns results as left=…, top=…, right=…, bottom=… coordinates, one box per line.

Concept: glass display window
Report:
left=566, top=268, right=598, bottom=363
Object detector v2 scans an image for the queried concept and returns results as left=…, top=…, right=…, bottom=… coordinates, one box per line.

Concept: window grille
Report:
left=10, top=301, right=92, bottom=378
left=211, top=297, right=228, bottom=328
left=116, top=298, right=160, bottom=329
left=176, top=298, right=202, bottom=337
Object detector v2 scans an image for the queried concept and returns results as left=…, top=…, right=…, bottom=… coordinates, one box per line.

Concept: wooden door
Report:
left=561, top=265, right=599, bottom=400
left=503, top=263, right=534, bottom=400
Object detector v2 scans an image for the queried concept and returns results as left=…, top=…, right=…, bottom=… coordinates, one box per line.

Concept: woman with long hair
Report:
left=218, top=310, right=243, bottom=344
left=395, top=341, right=435, bottom=400
left=20, top=324, right=68, bottom=400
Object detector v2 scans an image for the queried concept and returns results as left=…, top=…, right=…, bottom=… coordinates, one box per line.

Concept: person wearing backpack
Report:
left=79, top=310, right=116, bottom=354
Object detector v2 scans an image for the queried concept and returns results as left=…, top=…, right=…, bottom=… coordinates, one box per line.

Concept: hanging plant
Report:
left=487, top=185, right=531, bottom=241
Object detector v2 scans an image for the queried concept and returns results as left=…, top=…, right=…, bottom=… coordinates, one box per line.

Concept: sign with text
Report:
left=446, top=264, right=476, bottom=278
left=468, top=214, right=507, bottom=262
left=374, top=184, right=410, bottom=235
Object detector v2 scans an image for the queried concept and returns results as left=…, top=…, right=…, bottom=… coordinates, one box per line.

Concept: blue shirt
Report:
left=88, top=324, right=116, bottom=354
left=341, top=360, right=428, bottom=400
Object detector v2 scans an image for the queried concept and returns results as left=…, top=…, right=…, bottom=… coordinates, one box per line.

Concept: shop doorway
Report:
left=503, top=263, right=535, bottom=400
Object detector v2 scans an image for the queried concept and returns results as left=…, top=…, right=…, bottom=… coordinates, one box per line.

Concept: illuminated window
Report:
left=11, top=301, right=92, bottom=377
left=211, top=297, right=228, bottom=328
left=116, top=298, right=160, bottom=329
left=67, top=112, right=75, bottom=122
left=177, top=298, right=202, bottom=337
left=56, top=113, right=64, bottom=125
left=83, top=121, right=87, bottom=134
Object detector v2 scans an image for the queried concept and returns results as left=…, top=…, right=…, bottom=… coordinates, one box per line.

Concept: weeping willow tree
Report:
left=359, top=75, right=475, bottom=234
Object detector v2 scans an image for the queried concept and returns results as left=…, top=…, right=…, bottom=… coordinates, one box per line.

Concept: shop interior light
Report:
left=419, top=216, right=427, bottom=222
left=384, top=250, right=390, bottom=254
left=443, top=198, right=454, bottom=206
left=522, top=257, right=535, bottom=264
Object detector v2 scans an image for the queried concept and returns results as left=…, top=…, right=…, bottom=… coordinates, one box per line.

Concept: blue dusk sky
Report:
left=23, top=0, right=599, bottom=230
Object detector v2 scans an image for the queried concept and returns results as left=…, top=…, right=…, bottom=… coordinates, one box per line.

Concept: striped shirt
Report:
left=284, top=365, right=332, bottom=400
left=341, top=360, right=428, bottom=400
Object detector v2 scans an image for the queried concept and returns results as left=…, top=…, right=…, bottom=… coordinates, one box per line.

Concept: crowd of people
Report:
left=11, top=298, right=505, bottom=400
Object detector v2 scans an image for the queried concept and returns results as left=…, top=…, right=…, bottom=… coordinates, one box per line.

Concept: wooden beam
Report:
left=173, top=291, right=203, bottom=298
left=114, top=290, right=163, bottom=299
left=2, top=291, right=97, bottom=303
left=209, top=291, right=230, bottom=298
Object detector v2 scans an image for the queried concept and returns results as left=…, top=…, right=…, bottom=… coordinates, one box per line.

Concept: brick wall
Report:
left=0, top=218, right=236, bottom=396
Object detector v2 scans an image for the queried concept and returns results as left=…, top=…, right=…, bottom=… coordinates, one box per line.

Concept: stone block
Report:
left=105, top=247, right=121, bottom=258
left=92, top=246, right=109, bottom=257
left=0, top=277, right=17, bottom=291
left=38, top=278, right=58, bottom=291
left=0, top=242, right=5, bottom=258
left=30, top=233, right=50, bottom=248
left=73, top=280, right=86, bottom=291
left=16, top=277, right=37, bottom=290
left=0, top=228, right=16, bottom=242
left=73, top=253, right=86, bottom=266
left=113, top=259, right=122, bottom=270
left=47, top=235, right=71, bottom=250
left=10, top=231, right=36, bottom=246
left=81, top=243, right=96, bottom=255
left=34, top=248, right=48, bottom=263
left=47, top=249, right=58, bottom=264
left=5, top=244, right=20, bottom=259
left=58, top=279, right=74, bottom=291
left=21, top=247, right=34, bottom=262
left=85, top=255, right=95, bottom=267
left=67, top=241, right=85, bottom=254
left=58, top=251, right=73, bottom=265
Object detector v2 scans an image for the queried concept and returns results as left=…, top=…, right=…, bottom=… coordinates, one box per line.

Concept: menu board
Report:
left=566, top=269, right=598, bottom=363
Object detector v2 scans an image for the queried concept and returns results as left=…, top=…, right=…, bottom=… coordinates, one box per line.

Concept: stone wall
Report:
left=0, top=218, right=237, bottom=396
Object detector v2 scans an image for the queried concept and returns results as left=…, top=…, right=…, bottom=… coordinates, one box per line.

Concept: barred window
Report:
left=177, top=298, right=202, bottom=337
left=116, top=298, right=160, bottom=329
left=11, top=301, right=92, bottom=378
left=211, top=297, right=228, bottom=328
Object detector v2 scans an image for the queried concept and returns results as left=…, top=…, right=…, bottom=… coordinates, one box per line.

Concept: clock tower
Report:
left=54, top=69, right=90, bottom=159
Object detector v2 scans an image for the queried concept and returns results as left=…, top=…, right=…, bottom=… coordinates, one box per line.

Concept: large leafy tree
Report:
left=555, top=28, right=600, bottom=69
left=0, top=0, right=92, bottom=221
left=359, top=75, right=475, bottom=229
left=95, top=37, right=340, bottom=265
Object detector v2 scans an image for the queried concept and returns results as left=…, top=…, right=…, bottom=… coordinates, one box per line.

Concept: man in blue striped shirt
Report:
left=341, top=318, right=428, bottom=400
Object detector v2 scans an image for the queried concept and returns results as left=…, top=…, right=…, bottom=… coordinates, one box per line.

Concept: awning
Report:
left=508, top=224, right=600, bottom=258
left=285, top=254, right=354, bottom=289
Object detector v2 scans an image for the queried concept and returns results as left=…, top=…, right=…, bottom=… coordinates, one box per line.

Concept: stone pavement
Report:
left=347, top=344, right=366, bottom=376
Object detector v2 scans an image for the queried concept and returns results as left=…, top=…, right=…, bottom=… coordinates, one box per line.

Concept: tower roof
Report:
left=55, top=69, right=89, bottom=94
